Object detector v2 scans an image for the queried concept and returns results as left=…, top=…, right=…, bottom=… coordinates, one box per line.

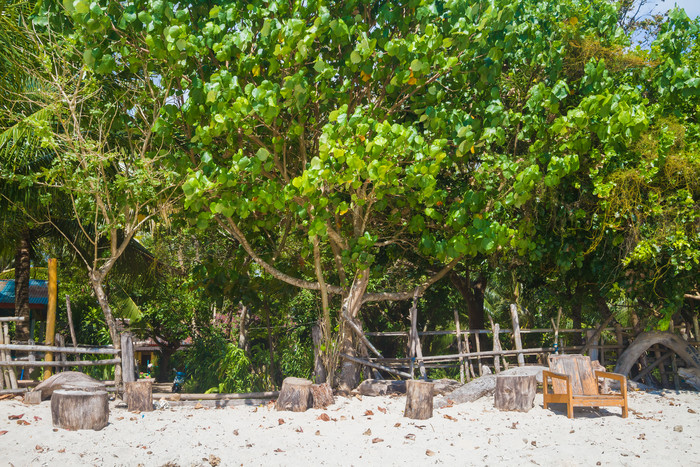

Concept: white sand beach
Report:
left=1, top=388, right=698, bottom=466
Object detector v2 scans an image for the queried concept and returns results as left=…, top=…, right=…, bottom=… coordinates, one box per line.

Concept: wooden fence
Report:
left=0, top=317, right=130, bottom=393
left=356, top=309, right=700, bottom=385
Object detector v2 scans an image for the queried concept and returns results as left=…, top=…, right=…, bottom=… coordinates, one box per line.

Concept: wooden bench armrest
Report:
left=543, top=370, right=569, bottom=382
left=595, top=371, right=626, bottom=384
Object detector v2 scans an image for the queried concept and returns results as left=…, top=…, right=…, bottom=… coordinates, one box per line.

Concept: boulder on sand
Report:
left=34, top=372, right=106, bottom=400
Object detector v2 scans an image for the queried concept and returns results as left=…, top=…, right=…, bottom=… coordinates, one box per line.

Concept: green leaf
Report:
left=256, top=148, right=270, bottom=161
left=350, top=51, right=361, bottom=64
left=410, top=59, right=422, bottom=72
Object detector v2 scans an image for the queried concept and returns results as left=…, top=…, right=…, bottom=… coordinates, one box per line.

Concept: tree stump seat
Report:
left=125, top=380, right=153, bottom=412
left=404, top=380, right=433, bottom=420
left=276, top=377, right=313, bottom=412
left=51, top=390, right=109, bottom=431
left=494, top=374, right=536, bottom=412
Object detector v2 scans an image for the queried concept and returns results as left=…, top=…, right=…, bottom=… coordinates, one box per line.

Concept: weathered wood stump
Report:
left=494, top=374, right=536, bottom=412
left=275, top=377, right=312, bottom=412
left=24, top=390, right=42, bottom=405
left=311, top=382, right=334, bottom=409
left=51, top=390, right=109, bottom=431
left=125, top=380, right=153, bottom=412
left=404, top=380, right=433, bottom=420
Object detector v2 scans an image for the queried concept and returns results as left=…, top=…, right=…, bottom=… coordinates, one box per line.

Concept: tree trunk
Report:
left=89, top=274, right=122, bottom=386
left=156, top=345, right=176, bottom=383
left=312, top=323, right=327, bottom=384
left=263, top=298, right=278, bottom=387
left=14, top=234, right=31, bottom=342
left=450, top=269, right=487, bottom=354
left=238, top=303, right=249, bottom=353
left=337, top=270, right=370, bottom=393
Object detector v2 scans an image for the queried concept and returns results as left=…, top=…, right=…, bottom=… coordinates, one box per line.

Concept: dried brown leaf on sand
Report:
left=0, top=431, right=7, bottom=436
left=8, top=414, right=23, bottom=420
left=394, top=422, right=401, bottom=428
left=364, top=410, right=374, bottom=416
left=426, top=449, right=436, bottom=456
left=317, top=413, right=330, bottom=422
left=377, top=407, right=386, bottom=414
left=278, top=419, right=285, bottom=425
left=444, top=414, right=457, bottom=422
left=405, top=434, right=416, bottom=440
left=372, top=438, right=383, bottom=444
left=363, top=428, right=372, bottom=436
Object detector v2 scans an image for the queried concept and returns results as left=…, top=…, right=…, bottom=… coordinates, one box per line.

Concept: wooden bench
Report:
left=543, top=354, right=628, bottom=419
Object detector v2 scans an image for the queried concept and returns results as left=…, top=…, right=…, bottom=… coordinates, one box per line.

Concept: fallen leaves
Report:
left=405, top=433, right=416, bottom=441
left=233, top=429, right=239, bottom=436
left=0, top=394, right=14, bottom=401
left=688, top=408, right=697, bottom=414
left=274, top=448, right=284, bottom=453
left=509, top=422, right=519, bottom=429
left=363, top=428, right=372, bottom=436
left=0, top=431, right=7, bottom=436
left=17, top=420, right=30, bottom=426
left=194, top=403, right=204, bottom=410
left=8, top=414, right=23, bottom=420
left=364, top=410, right=374, bottom=416
left=278, top=418, right=285, bottom=425
left=377, top=407, right=386, bottom=414
left=295, top=427, right=303, bottom=433
left=393, top=422, right=401, bottom=428
left=317, top=413, right=330, bottom=422
left=426, top=449, right=436, bottom=456
left=443, top=414, right=457, bottom=422
left=372, top=438, right=383, bottom=444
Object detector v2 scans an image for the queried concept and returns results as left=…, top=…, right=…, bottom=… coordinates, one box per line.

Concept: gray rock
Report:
left=34, top=371, right=105, bottom=400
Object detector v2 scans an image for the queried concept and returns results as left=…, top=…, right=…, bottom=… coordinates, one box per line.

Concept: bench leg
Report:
left=567, top=402, right=573, bottom=418
left=622, top=402, right=628, bottom=418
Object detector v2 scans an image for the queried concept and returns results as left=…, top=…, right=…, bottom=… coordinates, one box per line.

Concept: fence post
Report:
left=120, top=333, right=136, bottom=383
left=509, top=304, right=525, bottom=367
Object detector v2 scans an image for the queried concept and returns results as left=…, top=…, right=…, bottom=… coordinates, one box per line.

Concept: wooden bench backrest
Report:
left=548, top=354, right=599, bottom=395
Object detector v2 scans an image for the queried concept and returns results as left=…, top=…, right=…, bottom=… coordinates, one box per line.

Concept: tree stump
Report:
left=51, top=390, right=109, bottom=431
left=275, top=377, right=312, bottom=412
left=311, top=382, right=334, bottom=409
left=494, top=374, right=536, bottom=412
left=125, top=380, right=153, bottom=412
left=404, top=380, right=433, bottom=420
left=24, top=390, right=42, bottom=405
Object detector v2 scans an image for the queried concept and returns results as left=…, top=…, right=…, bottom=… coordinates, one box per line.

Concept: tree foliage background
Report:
left=0, top=0, right=698, bottom=390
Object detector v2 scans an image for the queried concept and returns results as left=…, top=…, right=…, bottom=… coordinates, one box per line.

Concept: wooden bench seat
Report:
left=542, top=354, right=628, bottom=419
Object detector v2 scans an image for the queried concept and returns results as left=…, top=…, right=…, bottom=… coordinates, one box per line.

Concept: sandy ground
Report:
left=0, top=388, right=698, bottom=467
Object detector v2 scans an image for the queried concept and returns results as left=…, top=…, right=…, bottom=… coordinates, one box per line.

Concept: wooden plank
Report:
left=2, top=323, right=17, bottom=389
left=453, top=308, right=465, bottom=383
left=153, top=391, right=279, bottom=401
left=121, top=333, right=136, bottom=383
left=0, top=344, right=118, bottom=355
left=43, top=258, right=57, bottom=380
left=510, top=304, right=525, bottom=367
left=0, top=358, right=121, bottom=367
left=0, top=317, right=26, bottom=322
left=364, top=327, right=634, bottom=337
left=491, top=319, right=501, bottom=373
